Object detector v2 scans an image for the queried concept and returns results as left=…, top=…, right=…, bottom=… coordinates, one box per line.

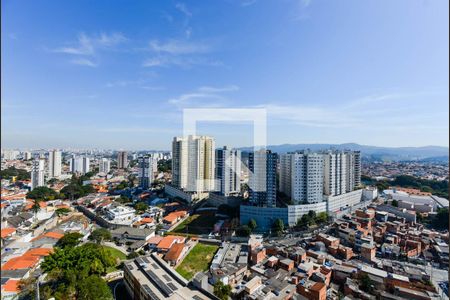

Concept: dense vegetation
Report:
left=0, top=166, right=30, bottom=180
left=297, top=211, right=329, bottom=229
left=431, top=208, right=449, bottom=230
left=27, top=186, right=59, bottom=200
left=60, top=175, right=95, bottom=200
left=363, top=175, right=448, bottom=199
left=213, top=281, right=232, bottom=300
left=37, top=243, right=115, bottom=299
left=157, top=159, right=172, bottom=172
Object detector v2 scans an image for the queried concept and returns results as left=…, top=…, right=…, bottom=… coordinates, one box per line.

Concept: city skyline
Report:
left=2, top=0, right=449, bottom=149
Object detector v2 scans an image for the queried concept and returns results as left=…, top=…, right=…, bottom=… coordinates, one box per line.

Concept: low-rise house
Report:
left=163, top=242, right=187, bottom=266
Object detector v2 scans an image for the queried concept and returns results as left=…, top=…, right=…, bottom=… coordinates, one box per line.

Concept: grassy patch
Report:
left=172, top=213, right=218, bottom=234
left=175, top=243, right=219, bottom=280
left=102, top=245, right=127, bottom=273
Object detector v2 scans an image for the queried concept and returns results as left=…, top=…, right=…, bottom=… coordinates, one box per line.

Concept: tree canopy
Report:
left=272, top=219, right=284, bottom=236
left=89, top=228, right=112, bottom=244
left=40, top=243, right=115, bottom=300
left=0, top=167, right=30, bottom=180
left=56, top=232, right=84, bottom=249
left=27, top=186, right=58, bottom=201
left=213, top=281, right=232, bottom=300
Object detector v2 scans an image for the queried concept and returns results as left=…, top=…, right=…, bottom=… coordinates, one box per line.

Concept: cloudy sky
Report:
left=2, top=0, right=449, bottom=150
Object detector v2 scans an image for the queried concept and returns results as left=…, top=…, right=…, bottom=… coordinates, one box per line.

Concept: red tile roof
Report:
left=1, top=255, right=40, bottom=270
left=157, top=236, right=185, bottom=250
left=23, top=248, right=53, bottom=257
left=1, top=228, right=16, bottom=239
left=164, top=242, right=185, bottom=262
left=2, top=279, right=20, bottom=292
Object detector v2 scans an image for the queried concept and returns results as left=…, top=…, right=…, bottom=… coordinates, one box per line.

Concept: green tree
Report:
left=77, top=275, right=113, bottom=300
left=315, top=212, right=328, bottom=224
left=432, top=208, right=449, bottom=230
left=127, top=252, right=140, bottom=259
left=57, top=232, right=83, bottom=248
left=391, top=199, right=398, bottom=207
left=89, top=228, right=112, bottom=244
left=0, top=167, right=30, bottom=180
left=248, top=219, right=257, bottom=232
left=41, top=243, right=115, bottom=299
left=116, top=195, right=131, bottom=204
left=55, top=207, right=71, bottom=216
left=272, top=219, right=284, bottom=236
left=135, top=202, right=149, bottom=213
left=27, top=186, right=58, bottom=200
left=359, top=273, right=373, bottom=293
left=213, top=281, right=232, bottom=300
left=236, top=225, right=251, bottom=237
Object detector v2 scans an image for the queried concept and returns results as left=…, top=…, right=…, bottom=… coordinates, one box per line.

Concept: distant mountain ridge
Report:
left=238, top=143, right=449, bottom=162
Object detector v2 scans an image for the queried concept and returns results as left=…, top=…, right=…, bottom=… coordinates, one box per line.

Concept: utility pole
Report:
left=35, top=278, right=40, bottom=300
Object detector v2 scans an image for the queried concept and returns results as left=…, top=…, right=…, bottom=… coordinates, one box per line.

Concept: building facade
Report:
left=138, top=155, right=157, bottom=190
left=31, top=159, right=45, bottom=190
left=248, top=150, right=277, bottom=208
left=280, top=152, right=324, bottom=204
left=99, top=158, right=111, bottom=174
left=216, top=146, right=241, bottom=196
left=117, top=151, right=128, bottom=169
left=48, top=150, right=62, bottom=178
left=171, top=135, right=215, bottom=193
left=69, top=156, right=90, bottom=175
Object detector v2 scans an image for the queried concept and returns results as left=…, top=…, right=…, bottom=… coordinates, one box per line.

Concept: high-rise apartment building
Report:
left=48, top=150, right=62, bottom=178
left=137, top=155, right=157, bottom=189
left=323, top=150, right=361, bottom=196
left=172, top=135, right=215, bottom=193
left=280, top=152, right=324, bottom=204
left=99, top=158, right=111, bottom=174
left=23, top=151, right=32, bottom=160
left=70, top=156, right=90, bottom=175
left=31, top=159, right=45, bottom=190
left=117, top=151, right=128, bottom=169
left=216, top=146, right=241, bottom=196
left=248, top=150, right=277, bottom=207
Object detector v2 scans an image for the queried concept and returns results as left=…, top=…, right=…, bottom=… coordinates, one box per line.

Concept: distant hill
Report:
left=239, top=143, right=449, bottom=162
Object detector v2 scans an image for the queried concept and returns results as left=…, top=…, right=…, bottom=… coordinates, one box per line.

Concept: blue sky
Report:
left=2, top=0, right=449, bottom=150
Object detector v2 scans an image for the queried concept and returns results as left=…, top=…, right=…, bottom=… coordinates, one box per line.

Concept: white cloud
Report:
left=175, top=2, right=192, bottom=17
left=70, top=58, right=98, bottom=67
left=53, top=32, right=127, bottom=66
left=197, top=85, right=239, bottom=93
left=168, top=85, right=239, bottom=106
left=149, top=39, right=210, bottom=55
left=142, top=56, right=222, bottom=68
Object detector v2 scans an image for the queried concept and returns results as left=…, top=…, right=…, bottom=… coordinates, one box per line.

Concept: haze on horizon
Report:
left=2, top=0, right=449, bottom=150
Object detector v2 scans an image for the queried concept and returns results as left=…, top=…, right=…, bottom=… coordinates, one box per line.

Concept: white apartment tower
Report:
left=137, top=155, right=157, bottom=189
left=117, top=151, right=128, bottom=169
left=172, top=135, right=215, bottom=193
left=280, top=152, right=324, bottom=204
left=31, top=159, right=45, bottom=190
left=216, top=146, right=241, bottom=196
left=322, top=150, right=361, bottom=196
left=48, top=150, right=62, bottom=178
left=99, top=158, right=111, bottom=174
left=70, top=156, right=90, bottom=175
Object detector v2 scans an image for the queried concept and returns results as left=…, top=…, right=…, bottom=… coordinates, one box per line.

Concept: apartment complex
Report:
left=117, top=151, right=128, bottom=169
left=138, top=155, right=157, bottom=190
left=31, top=159, right=45, bottom=190
left=248, top=150, right=277, bottom=208
left=69, top=156, right=90, bottom=175
left=99, top=158, right=111, bottom=174
left=171, top=135, right=215, bottom=193
left=215, top=146, right=241, bottom=196
left=323, top=150, right=361, bottom=196
left=47, top=150, right=62, bottom=178
left=280, top=152, right=324, bottom=204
